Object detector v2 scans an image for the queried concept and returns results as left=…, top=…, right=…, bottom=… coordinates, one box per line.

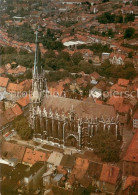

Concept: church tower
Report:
left=29, top=32, right=47, bottom=134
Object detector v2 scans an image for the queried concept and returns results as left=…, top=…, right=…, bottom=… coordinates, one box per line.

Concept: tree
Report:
left=13, top=115, right=33, bottom=140
left=108, top=28, right=115, bottom=38
left=72, top=52, right=83, bottom=65
left=124, top=27, right=135, bottom=39
left=124, top=13, right=135, bottom=23
left=92, top=131, right=121, bottom=162
left=102, top=0, right=109, bottom=2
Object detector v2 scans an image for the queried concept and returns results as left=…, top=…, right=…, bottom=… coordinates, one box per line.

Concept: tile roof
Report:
left=17, top=95, right=30, bottom=108
left=107, top=96, right=124, bottom=111
left=124, top=176, right=138, bottom=190
left=60, top=155, right=75, bottom=169
left=1, top=142, right=26, bottom=162
left=0, top=77, right=9, bottom=87
left=7, top=83, right=24, bottom=92
left=110, top=84, right=126, bottom=93
left=123, top=131, right=138, bottom=163
left=22, top=148, right=50, bottom=165
left=68, top=157, right=89, bottom=185
left=90, top=72, right=100, bottom=80
left=11, top=104, right=23, bottom=116
left=100, top=164, right=120, bottom=185
left=42, top=95, right=116, bottom=119
left=118, top=78, right=129, bottom=86
left=133, top=109, right=138, bottom=119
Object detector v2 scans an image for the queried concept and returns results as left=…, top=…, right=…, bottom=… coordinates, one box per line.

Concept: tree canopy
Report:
left=92, top=131, right=121, bottom=162
left=13, top=115, right=33, bottom=140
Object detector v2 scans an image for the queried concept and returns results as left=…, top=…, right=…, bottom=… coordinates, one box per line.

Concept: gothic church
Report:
left=29, top=33, right=122, bottom=150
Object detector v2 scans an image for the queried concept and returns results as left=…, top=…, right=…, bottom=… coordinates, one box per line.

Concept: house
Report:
left=109, top=52, right=126, bottom=65
left=22, top=148, right=50, bottom=166
left=122, top=176, right=138, bottom=195
left=7, top=65, right=26, bottom=76
left=90, top=71, right=100, bottom=85
left=99, top=164, right=122, bottom=195
left=19, top=79, right=32, bottom=92
left=107, top=96, right=130, bottom=125
left=123, top=131, right=138, bottom=177
left=7, top=83, right=24, bottom=94
left=42, top=167, right=56, bottom=187
left=0, top=104, right=23, bottom=133
left=1, top=163, right=29, bottom=195
left=0, top=141, right=26, bottom=164
left=133, top=109, right=138, bottom=132
left=0, top=77, right=9, bottom=92
left=89, top=87, right=102, bottom=99
left=60, top=155, right=75, bottom=174
left=22, top=162, right=46, bottom=192
left=47, top=152, right=63, bottom=168
left=17, top=94, right=30, bottom=113
left=66, top=157, right=89, bottom=189
left=80, top=161, right=103, bottom=188
left=102, top=52, right=110, bottom=62
left=117, top=78, right=129, bottom=87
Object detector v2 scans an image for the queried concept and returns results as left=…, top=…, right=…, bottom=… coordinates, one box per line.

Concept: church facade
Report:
left=29, top=34, right=122, bottom=150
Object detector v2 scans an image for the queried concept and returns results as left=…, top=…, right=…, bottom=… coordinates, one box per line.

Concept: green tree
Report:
left=108, top=28, right=115, bottom=38
left=13, top=115, right=33, bottom=140
left=124, top=27, right=135, bottom=39
left=92, top=131, right=121, bottom=162
left=72, top=52, right=83, bottom=65
left=124, top=13, right=135, bottom=23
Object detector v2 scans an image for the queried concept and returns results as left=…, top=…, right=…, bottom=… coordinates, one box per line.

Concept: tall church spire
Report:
left=33, top=31, right=42, bottom=77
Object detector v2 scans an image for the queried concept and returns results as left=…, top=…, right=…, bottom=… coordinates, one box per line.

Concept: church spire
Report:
left=33, top=31, right=42, bottom=77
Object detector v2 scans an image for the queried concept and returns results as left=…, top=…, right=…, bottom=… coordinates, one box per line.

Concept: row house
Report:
left=66, top=157, right=122, bottom=195
left=109, top=52, right=126, bottom=65
left=123, top=131, right=138, bottom=177
left=0, top=77, right=9, bottom=92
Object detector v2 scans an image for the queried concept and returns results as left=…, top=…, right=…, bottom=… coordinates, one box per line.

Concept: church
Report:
left=29, top=33, right=122, bottom=150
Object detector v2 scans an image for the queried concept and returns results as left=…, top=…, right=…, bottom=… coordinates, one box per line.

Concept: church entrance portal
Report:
left=65, top=135, right=77, bottom=147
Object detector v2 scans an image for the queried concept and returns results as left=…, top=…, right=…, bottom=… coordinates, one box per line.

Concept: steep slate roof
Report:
left=100, top=164, right=120, bottom=185
left=123, top=131, right=138, bottom=163
left=42, top=95, right=116, bottom=119
left=60, top=155, right=75, bottom=169
left=87, top=161, right=103, bottom=180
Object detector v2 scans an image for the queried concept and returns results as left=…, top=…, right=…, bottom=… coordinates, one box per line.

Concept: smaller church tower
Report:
left=29, top=32, right=47, bottom=133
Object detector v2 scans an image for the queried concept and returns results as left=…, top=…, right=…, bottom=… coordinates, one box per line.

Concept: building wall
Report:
left=99, top=181, right=116, bottom=194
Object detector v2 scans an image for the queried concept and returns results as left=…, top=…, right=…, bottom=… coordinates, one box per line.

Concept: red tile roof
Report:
left=0, top=77, right=9, bottom=87
left=17, top=95, right=30, bottom=108
left=123, top=131, right=138, bottom=163
left=11, top=104, right=23, bottom=116
left=118, top=79, right=129, bottom=86
left=100, top=164, right=120, bottom=185
left=7, top=83, right=24, bottom=92
left=68, top=157, right=89, bottom=185
left=124, top=176, right=138, bottom=190
left=22, top=148, right=50, bottom=165
left=90, top=71, right=100, bottom=80
left=133, top=109, right=138, bottom=119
